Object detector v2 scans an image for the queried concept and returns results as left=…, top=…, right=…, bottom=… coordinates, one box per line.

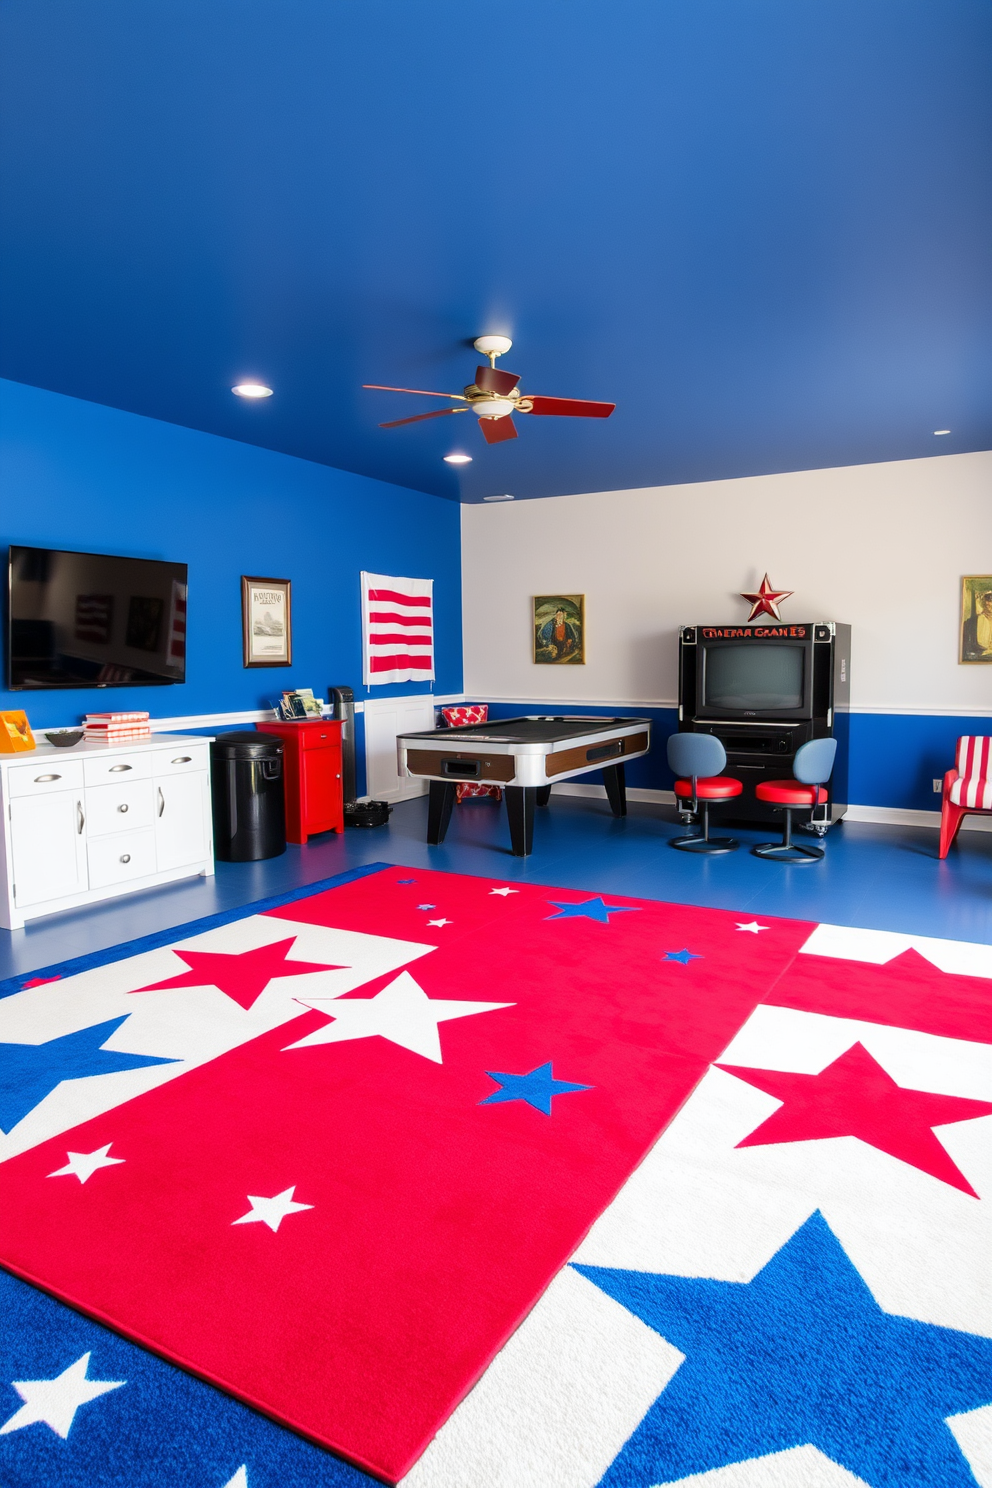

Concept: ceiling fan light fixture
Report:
left=443, top=453, right=472, bottom=465
left=472, top=398, right=514, bottom=420
left=232, top=382, right=273, bottom=398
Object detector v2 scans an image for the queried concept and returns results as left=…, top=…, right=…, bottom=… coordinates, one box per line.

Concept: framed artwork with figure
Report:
left=960, top=576, right=992, bottom=663
left=534, top=594, right=585, bottom=665
left=242, top=576, right=292, bottom=667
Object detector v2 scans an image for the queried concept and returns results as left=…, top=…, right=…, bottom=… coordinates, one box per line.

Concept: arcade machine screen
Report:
left=702, top=644, right=804, bottom=712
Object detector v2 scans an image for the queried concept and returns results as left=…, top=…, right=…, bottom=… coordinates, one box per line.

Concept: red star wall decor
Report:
left=739, top=574, right=793, bottom=621
left=718, top=1041, right=992, bottom=1196
left=130, top=936, right=345, bottom=1011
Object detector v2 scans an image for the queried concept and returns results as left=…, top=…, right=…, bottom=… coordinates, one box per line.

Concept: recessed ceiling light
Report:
left=232, top=383, right=273, bottom=398
left=933, top=428, right=951, bottom=436
left=483, top=494, right=515, bottom=501
left=443, top=453, right=472, bottom=465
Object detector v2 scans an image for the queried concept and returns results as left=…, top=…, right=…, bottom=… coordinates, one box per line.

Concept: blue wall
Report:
left=480, top=702, right=981, bottom=813
left=0, top=381, right=462, bottom=753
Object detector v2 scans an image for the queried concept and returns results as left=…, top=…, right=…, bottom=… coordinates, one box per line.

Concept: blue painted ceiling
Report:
left=2, top=0, right=990, bottom=502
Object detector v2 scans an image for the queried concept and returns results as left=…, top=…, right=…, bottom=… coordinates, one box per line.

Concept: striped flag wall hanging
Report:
left=361, top=572, right=434, bottom=685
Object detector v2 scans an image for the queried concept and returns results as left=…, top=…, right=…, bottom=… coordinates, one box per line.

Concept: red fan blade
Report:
left=364, top=384, right=465, bottom=400
left=475, top=364, right=520, bottom=396
left=479, top=415, right=518, bottom=445
left=524, top=396, right=616, bottom=418
left=379, top=408, right=468, bottom=429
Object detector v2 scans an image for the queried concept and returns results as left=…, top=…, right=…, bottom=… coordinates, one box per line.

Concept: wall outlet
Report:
left=933, top=779, right=943, bottom=793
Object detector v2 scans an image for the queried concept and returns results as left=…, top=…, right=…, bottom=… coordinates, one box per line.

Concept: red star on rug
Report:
left=718, top=1041, right=992, bottom=1197
left=739, top=574, right=793, bottom=621
left=130, top=937, right=345, bottom=1011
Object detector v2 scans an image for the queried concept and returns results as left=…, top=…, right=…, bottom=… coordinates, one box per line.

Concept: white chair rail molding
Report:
left=0, top=735, right=214, bottom=930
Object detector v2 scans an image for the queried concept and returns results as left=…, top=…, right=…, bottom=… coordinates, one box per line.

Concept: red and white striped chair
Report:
left=440, top=705, right=502, bottom=802
left=939, top=736, right=992, bottom=858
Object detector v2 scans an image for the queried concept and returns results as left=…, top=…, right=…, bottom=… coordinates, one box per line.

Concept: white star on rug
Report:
left=489, top=887, right=519, bottom=896
left=426, top=918, right=452, bottom=928
left=232, top=1186, right=313, bottom=1233
left=736, top=921, right=770, bottom=933
left=286, top=969, right=514, bottom=1064
left=222, top=1469, right=249, bottom=1488
left=0, top=1352, right=124, bottom=1439
left=48, top=1143, right=125, bottom=1185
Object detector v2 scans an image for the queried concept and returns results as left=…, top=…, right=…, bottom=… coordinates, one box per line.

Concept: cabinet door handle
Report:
left=119, top=853, right=131, bottom=864
left=171, top=756, right=192, bottom=764
left=77, top=801, right=85, bottom=834
left=34, top=773, right=62, bottom=783
left=109, top=764, right=132, bottom=773
left=118, top=802, right=129, bottom=813
left=157, top=786, right=165, bottom=817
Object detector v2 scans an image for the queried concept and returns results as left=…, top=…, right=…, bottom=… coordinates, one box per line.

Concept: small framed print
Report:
left=960, top=576, right=992, bottom=663
left=534, top=594, right=585, bottom=665
left=242, top=576, right=292, bottom=667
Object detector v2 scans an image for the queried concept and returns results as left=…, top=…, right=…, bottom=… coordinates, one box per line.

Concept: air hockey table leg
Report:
left=603, top=762, right=627, bottom=817
left=535, top=785, right=552, bottom=807
left=505, top=786, right=536, bottom=856
left=427, top=780, right=456, bottom=845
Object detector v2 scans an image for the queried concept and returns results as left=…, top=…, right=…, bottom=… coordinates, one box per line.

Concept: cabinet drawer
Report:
left=83, top=753, right=153, bottom=787
left=153, top=745, right=210, bottom=776
left=301, top=726, right=341, bottom=750
left=7, top=760, right=85, bottom=798
left=85, top=779, right=155, bottom=836
left=87, top=828, right=157, bottom=889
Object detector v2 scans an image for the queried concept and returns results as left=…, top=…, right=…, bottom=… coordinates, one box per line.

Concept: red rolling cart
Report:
left=255, top=718, right=344, bottom=845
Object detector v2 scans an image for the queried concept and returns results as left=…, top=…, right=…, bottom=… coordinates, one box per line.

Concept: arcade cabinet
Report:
left=678, top=622, right=850, bottom=828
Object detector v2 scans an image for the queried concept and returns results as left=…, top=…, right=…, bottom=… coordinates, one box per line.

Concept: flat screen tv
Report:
left=696, top=638, right=812, bottom=721
left=7, top=546, right=187, bottom=689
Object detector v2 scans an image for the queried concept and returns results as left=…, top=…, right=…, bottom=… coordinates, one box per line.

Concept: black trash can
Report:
left=210, top=732, right=286, bottom=861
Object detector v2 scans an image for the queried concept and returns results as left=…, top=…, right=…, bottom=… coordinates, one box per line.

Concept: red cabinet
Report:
left=255, top=719, right=344, bottom=845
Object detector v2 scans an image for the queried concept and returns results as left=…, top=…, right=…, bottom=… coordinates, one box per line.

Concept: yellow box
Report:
left=0, top=711, right=35, bottom=753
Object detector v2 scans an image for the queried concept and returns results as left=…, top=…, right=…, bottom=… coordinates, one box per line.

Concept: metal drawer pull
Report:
left=157, top=787, right=165, bottom=817
left=77, top=801, right=85, bottom=834
left=109, top=764, right=132, bottom=772
left=118, top=803, right=129, bottom=813
left=34, top=773, right=62, bottom=782
left=171, top=756, right=192, bottom=764
left=119, top=853, right=131, bottom=864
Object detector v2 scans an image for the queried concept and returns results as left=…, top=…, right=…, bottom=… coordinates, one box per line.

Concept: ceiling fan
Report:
left=363, top=336, right=616, bottom=445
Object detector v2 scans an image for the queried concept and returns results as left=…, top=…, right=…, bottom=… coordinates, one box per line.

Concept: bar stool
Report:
left=753, top=738, right=837, bottom=863
left=667, top=733, right=743, bottom=854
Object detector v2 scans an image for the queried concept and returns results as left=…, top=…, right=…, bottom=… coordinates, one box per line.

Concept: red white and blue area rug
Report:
left=0, top=864, right=990, bottom=1488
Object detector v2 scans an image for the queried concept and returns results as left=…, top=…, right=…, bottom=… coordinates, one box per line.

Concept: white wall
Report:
left=461, top=452, right=992, bottom=715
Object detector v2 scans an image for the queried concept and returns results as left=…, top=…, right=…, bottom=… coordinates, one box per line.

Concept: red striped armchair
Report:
left=939, top=736, right=992, bottom=858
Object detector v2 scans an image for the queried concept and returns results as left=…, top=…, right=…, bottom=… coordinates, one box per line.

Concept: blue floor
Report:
left=3, top=792, right=991, bottom=981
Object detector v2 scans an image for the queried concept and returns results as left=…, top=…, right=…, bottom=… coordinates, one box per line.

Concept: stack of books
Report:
left=84, top=711, right=152, bottom=744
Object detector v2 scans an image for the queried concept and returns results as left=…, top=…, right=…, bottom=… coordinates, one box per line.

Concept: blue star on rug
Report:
left=663, top=948, right=702, bottom=965
left=480, top=1062, right=593, bottom=1115
left=395, top=878, right=416, bottom=885
left=574, top=1211, right=992, bottom=1488
left=416, top=903, right=436, bottom=911
left=545, top=897, right=640, bottom=925
left=0, top=1016, right=177, bottom=1133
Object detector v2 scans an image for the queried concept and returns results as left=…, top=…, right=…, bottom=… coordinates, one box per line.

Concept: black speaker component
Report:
left=344, top=799, right=392, bottom=828
left=328, top=685, right=357, bottom=805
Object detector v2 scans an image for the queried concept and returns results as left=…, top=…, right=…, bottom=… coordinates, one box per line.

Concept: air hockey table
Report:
left=396, top=715, right=652, bottom=856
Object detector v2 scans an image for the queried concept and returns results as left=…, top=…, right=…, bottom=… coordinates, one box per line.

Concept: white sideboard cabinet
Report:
left=0, top=735, right=215, bottom=930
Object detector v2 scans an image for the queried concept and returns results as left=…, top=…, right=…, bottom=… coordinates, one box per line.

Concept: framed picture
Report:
left=242, top=576, right=292, bottom=667
left=534, top=594, right=585, bottom=665
left=960, top=575, right=992, bottom=663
